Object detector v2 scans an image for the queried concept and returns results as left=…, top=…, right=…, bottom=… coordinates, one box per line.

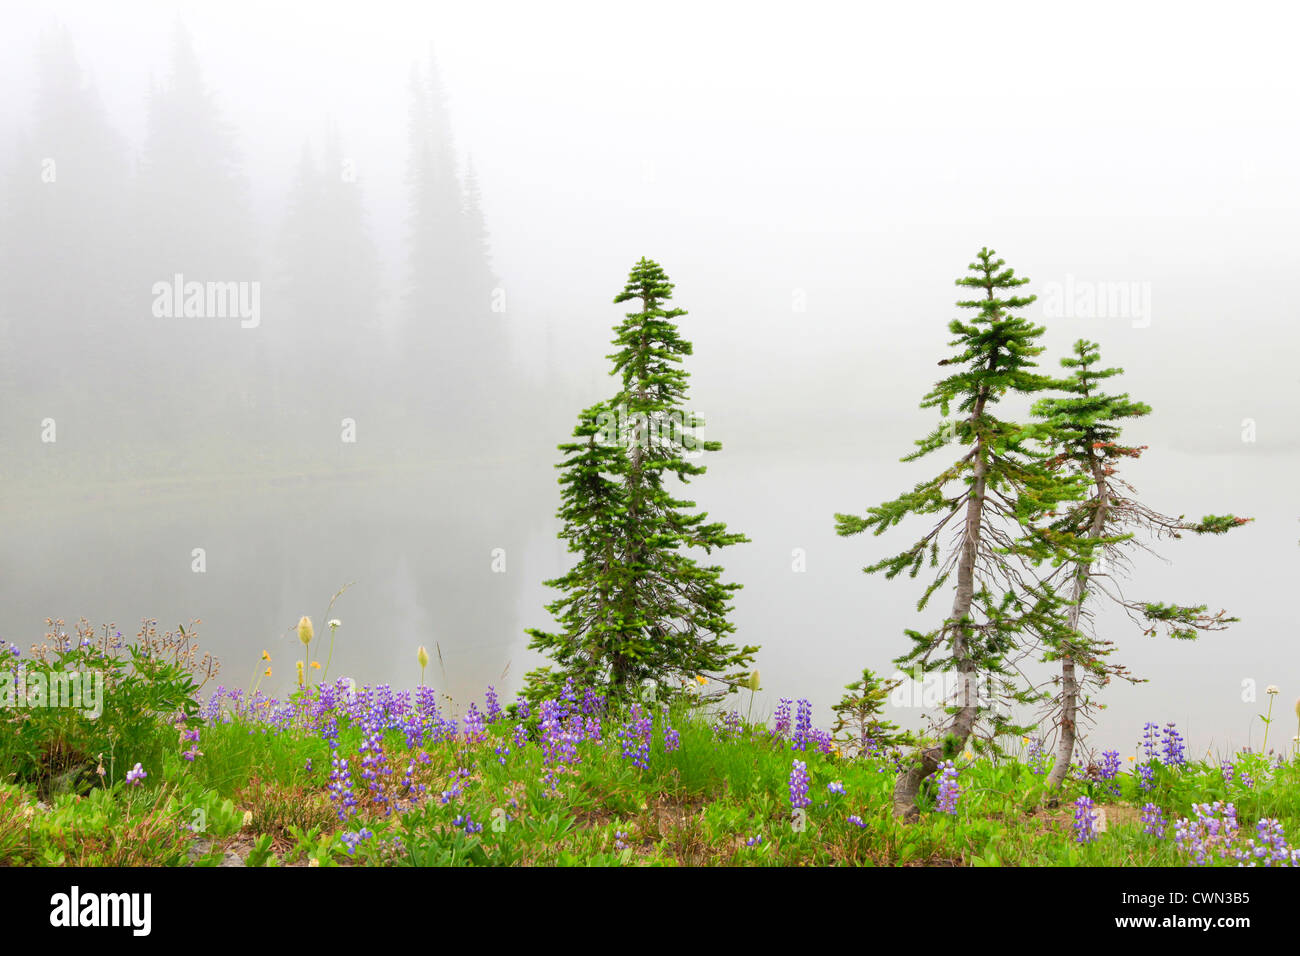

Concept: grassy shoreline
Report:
left=3, top=676, right=1297, bottom=867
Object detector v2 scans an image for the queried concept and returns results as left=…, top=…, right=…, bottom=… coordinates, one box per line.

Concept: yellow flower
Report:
left=297, top=616, right=313, bottom=646
left=264, top=667, right=272, bottom=677
left=695, top=676, right=708, bottom=686
left=1126, top=755, right=1136, bottom=762
left=963, top=751, right=973, bottom=761
left=311, top=661, right=321, bottom=670
left=261, top=650, right=271, bottom=661
left=417, top=645, right=429, bottom=669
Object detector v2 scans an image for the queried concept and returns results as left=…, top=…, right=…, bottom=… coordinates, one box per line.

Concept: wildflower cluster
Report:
left=1073, top=795, right=1099, bottom=844
left=935, top=760, right=959, bottom=815
left=618, top=704, right=654, bottom=771
left=1140, top=803, right=1167, bottom=839
left=789, top=760, right=811, bottom=810
left=1174, top=802, right=1239, bottom=865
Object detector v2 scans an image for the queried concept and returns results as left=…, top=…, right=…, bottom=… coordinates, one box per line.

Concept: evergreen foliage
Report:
left=835, top=248, right=1088, bottom=814
left=1029, top=339, right=1251, bottom=785
left=526, top=259, right=756, bottom=703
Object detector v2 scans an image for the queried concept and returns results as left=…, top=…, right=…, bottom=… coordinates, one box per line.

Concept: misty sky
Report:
left=2, top=1, right=1297, bottom=760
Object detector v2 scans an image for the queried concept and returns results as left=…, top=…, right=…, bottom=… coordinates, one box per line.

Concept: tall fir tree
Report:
left=133, top=22, right=257, bottom=433
left=1029, top=338, right=1250, bottom=788
left=835, top=248, right=1088, bottom=816
left=526, top=258, right=756, bottom=701
left=403, top=53, right=506, bottom=442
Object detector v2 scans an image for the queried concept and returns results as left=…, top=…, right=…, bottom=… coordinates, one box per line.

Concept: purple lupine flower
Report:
left=793, top=699, right=813, bottom=751
left=809, top=728, right=836, bottom=755
left=772, top=698, right=792, bottom=738
left=716, top=710, right=742, bottom=741
left=340, top=827, right=373, bottom=855
left=485, top=686, right=503, bottom=723
left=328, top=755, right=358, bottom=820
left=1160, top=723, right=1186, bottom=767
left=847, top=815, right=867, bottom=829
left=663, top=722, right=681, bottom=753
left=1141, top=721, right=1160, bottom=760
left=539, top=698, right=581, bottom=789
left=559, top=678, right=577, bottom=716
left=1221, top=760, right=1235, bottom=784
left=581, top=686, right=605, bottom=716
left=125, top=763, right=147, bottom=786
left=463, top=703, right=487, bottom=744
left=1097, top=749, right=1122, bottom=796
left=746, top=833, right=764, bottom=846
left=453, top=814, right=483, bottom=834
left=789, top=759, right=811, bottom=810
left=1140, top=803, right=1166, bottom=838
left=1174, top=801, right=1239, bottom=866
left=1072, top=795, right=1099, bottom=843
left=1235, top=818, right=1294, bottom=867
left=1026, top=735, right=1046, bottom=775
left=617, top=704, right=653, bottom=770
left=935, top=760, right=959, bottom=815
left=827, top=781, right=845, bottom=795
left=1099, top=749, right=1121, bottom=780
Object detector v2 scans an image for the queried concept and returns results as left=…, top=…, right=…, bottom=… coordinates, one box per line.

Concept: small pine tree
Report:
left=1029, top=339, right=1251, bottom=788
left=830, top=668, right=910, bottom=756
left=526, top=258, right=756, bottom=702
left=835, top=248, right=1088, bottom=816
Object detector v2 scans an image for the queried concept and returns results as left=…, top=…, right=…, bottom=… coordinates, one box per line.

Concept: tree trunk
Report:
left=1045, top=457, right=1110, bottom=789
left=893, top=388, right=989, bottom=817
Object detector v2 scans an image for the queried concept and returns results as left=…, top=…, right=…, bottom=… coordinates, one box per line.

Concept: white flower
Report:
left=328, top=619, right=342, bottom=629
left=1266, top=685, right=1280, bottom=695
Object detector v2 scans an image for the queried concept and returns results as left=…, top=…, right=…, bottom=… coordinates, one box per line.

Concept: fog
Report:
left=2, top=1, right=1297, bottom=760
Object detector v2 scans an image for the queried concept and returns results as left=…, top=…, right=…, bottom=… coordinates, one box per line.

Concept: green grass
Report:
left=2, top=693, right=1297, bottom=867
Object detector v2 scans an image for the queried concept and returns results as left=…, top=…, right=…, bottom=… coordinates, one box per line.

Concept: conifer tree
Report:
left=835, top=248, right=1087, bottom=816
left=830, top=668, right=910, bottom=756
left=526, top=258, right=756, bottom=701
left=1029, top=339, right=1250, bottom=788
